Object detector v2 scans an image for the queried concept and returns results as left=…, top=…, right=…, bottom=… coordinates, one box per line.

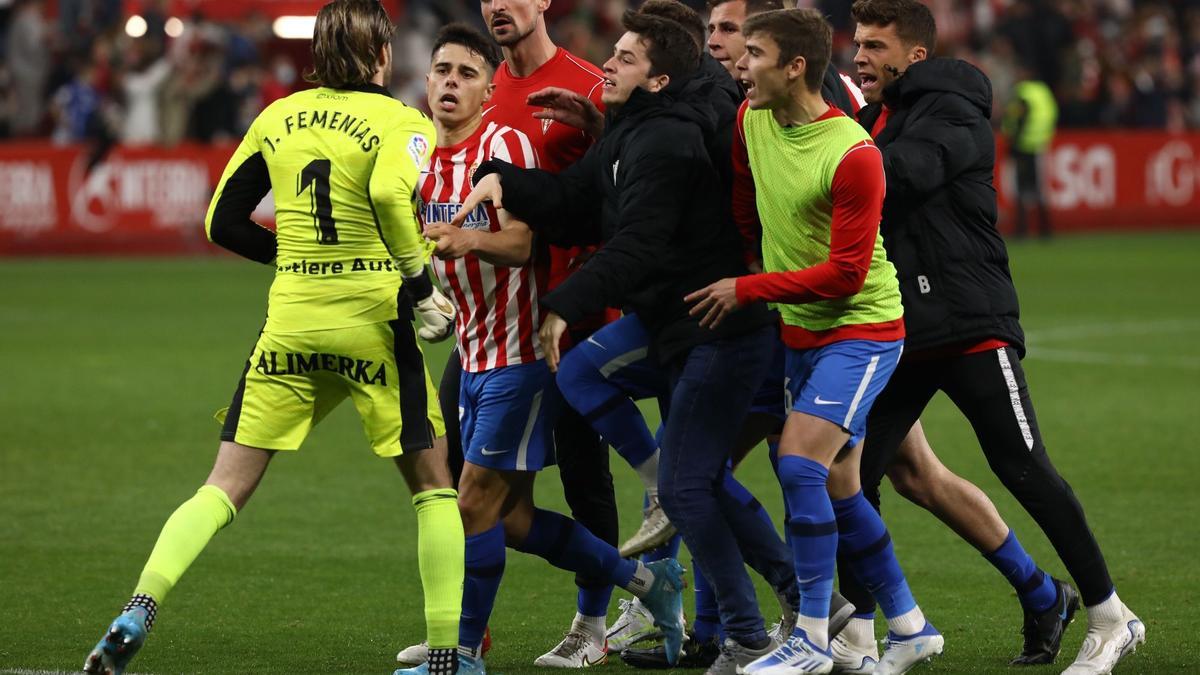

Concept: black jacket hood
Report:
left=698, top=52, right=743, bottom=111
left=884, top=58, right=993, bottom=118
left=608, top=70, right=718, bottom=139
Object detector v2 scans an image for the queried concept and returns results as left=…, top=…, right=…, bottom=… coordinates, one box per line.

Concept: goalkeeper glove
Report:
left=404, top=271, right=456, bottom=342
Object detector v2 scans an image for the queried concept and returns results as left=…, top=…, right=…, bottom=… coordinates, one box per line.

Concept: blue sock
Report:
left=516, top=509, right=637, bottom=589
left=692, top=566, right=722, bottom=643
left=778, top=455, right=837, bottom=623
left=556, top=353, right=657, bottom=467
left=577, top=584, right=614, bottom=617
left=985, top=530, right=1058, bottom=613
left=461, top=523, right=506, bottom=649
left=832, top=491, right=916, bottom=619
left=722, top=468, right=776, bottom=532
left=768, top=441, right=794, bottom=552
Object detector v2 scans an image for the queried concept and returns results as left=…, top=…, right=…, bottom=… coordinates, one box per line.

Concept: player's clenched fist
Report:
left=404, top=272, right=456, bottom=342
left=424, top=221, right=475, bottom=260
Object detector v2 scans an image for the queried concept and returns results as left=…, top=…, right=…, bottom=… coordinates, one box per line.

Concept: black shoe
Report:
left=620, top=632, right=720, bottom=669
left=829, top=591, right=856, bottom=642
left=1010, top=578, right=1081, bottom=665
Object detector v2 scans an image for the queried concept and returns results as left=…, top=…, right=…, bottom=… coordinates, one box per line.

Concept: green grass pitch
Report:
left=1, top=232, right=1198, bottom=673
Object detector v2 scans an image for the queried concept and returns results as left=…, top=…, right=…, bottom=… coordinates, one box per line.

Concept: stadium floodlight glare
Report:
left=125, top=15, right=148, bottom=38
left=165, top=17, right=184, bottom=38
left=273, top=15, right=317, bottom=40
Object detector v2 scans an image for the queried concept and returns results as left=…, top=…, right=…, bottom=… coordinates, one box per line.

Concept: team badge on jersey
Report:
left=541, top=114, right=553, bottom=135
left=407, top=134, right=430, bottom=168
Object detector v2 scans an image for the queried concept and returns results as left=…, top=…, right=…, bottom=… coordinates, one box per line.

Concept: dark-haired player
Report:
left=394, top=23, right=688, bottom=675
left=688, top=9, right=941, bottom=674
left=842, top=1, right=1143, bottom=672
left=397, top=1, right=624, bottom=668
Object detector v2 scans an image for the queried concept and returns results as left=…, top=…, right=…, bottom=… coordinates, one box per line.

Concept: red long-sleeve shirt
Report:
left=731, top=104, right=903, bottom=347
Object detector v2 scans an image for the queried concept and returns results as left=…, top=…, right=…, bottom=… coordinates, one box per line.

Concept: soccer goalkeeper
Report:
left=83, top=2, right=464, bottom=673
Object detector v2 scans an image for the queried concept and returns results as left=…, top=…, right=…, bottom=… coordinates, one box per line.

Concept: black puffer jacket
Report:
left=697, top=52, right=742, bottom=193
left=476, top=74, right=773, bottom=362
left=857, top=58, right=1025, bottom=356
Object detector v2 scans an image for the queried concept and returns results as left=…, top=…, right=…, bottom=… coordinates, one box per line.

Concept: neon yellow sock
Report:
left=413, top=488, right=465, bottom=649
left=133, top=485, right=237, bottom=603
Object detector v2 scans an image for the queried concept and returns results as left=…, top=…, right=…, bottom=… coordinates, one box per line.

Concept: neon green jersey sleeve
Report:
left=368, top=116, right=436, bottom=279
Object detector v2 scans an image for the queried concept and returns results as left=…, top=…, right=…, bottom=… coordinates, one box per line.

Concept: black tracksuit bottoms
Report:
left=838, top=345, right=1115, bottom=612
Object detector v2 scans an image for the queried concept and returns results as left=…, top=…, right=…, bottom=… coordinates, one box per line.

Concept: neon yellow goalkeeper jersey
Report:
left=205, top=84, right=436, bottom=333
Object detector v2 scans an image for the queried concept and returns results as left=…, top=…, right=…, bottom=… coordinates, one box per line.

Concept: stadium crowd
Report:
left=0, top=0, right=1198, bottom=145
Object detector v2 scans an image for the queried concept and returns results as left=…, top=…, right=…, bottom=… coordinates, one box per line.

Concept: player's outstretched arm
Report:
left=717, top=142, right=884, bottom=311
left=204, top=131, right=276, bottom=264
left=539, top=137, right=691, bottom=325
left=527, top=87, right=605, bottom=139
left=467, top=152, right=603, bottom=247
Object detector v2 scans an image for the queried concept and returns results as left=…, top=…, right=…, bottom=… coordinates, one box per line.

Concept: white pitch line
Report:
left=1026, top=347, right=1200, bottom=370
left=1022, top=318, right=1200, bottom=369
left=1, top=670, right=156, bottom=675
left=0, top=662, right=157, bottom=667
left=1025, top=318, right=1200, bottom=342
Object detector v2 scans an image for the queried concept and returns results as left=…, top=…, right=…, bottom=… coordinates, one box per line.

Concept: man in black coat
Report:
left=454, top=10, right=784, bottom=669
left=832, top=2, right=1146, bottom=674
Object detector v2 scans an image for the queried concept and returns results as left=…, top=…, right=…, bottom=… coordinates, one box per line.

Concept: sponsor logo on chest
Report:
left=422, top=202, right=492, bottom=230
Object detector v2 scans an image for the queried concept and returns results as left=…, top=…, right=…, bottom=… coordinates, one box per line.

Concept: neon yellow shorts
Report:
left=216, top=319, right=444, bottom=457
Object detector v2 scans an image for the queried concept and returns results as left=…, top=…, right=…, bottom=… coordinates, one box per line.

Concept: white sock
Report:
left=885, top=606, right=926, bottom=637
left=843, top=616, right=876, bottom=648
left=634, top=449, right=660, bottom=498
left=623, top=560, right=655, bottom=598
left=458, top=644, right=481, bottom=660
left=1086, top=590, right=1123, bottom=627
left=572, top=612, right=606, bottom=644
left=798, top=615, right=829, bottom=650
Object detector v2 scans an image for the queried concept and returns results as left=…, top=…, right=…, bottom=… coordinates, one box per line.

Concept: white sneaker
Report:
left=875, top=623, right=943, bottom=675
left=397, top=641, right=429, bottom=666
left=534, top=629, right=608, bottom=668
left=618, top=498, right=677, bottom=557
left=831, top=632, right=879, bottom=674
left=605, top=598, right=661, bottom=652
left=743, top=629, right=834, bottom=675
left=1061, top=606, right=1145, bottom=675
left=767, top=620, right=789, bottom=645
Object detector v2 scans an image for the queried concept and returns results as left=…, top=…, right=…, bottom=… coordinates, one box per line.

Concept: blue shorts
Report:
left=784, top=339, right=904, bottom=448
left=748, top=332, right=787, bottom=424
left=460, top=360, right=560, bottom=471
left=573, top=313, right=668, bottom=400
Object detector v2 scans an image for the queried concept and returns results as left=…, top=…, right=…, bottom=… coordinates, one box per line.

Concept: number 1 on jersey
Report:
left=298, top=159, right=338, bottom=245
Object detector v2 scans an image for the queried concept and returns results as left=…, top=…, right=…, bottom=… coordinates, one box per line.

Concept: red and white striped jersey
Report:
left=420, top=120, right=545, bottom=373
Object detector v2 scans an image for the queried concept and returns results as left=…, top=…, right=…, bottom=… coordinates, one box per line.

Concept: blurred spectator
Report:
left=1003, top=61, right=1058, bottom=239
left=6, top=0, right=51, bottom=137
left=259, top=54, right=297, bottom=106
left=50, top=59, right=102, bottom=144
left=119, top=38, right=172, bottom=145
